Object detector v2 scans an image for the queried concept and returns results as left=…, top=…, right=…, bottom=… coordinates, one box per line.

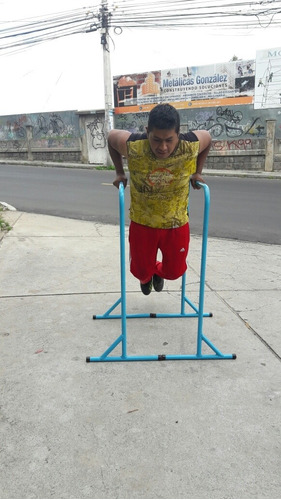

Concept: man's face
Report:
left=147, top=127, right=179, bottom=159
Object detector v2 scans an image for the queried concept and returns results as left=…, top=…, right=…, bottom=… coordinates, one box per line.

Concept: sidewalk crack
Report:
left=211, top=288, right=281, bottom=362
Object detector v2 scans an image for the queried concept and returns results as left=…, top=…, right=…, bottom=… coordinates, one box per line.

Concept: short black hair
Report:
left=147, top=104, right=180, bottom=134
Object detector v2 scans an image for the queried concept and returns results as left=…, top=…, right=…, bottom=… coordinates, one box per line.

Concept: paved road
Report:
left=0, top=163, right=280, bottom=244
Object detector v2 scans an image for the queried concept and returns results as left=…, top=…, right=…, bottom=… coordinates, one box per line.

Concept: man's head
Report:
left=147, top=104, right=180, bottom=134
left=146, top=104, right=180, bottom=159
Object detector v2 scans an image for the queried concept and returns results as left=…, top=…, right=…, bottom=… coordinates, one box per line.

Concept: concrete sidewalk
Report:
left=0, top=210, right=280, bottom=499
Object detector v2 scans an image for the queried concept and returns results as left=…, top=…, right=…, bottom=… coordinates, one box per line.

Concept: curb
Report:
left=1, top=159, right=281, bottom=179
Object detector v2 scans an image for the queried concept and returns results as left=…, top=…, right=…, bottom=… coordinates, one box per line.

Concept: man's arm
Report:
left=190, top=130, right=212, bottom=189
left=107, top=129, right=131, bottom=188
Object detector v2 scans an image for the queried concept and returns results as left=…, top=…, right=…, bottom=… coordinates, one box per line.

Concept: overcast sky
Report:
left=1, top=0, right=280, bottom=116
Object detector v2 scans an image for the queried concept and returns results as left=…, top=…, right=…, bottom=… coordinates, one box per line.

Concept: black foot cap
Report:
left=158, top=354, right=166, bottom=361
left=232, top=354, right=237, bottom=359
left=86, top=357, right=91, bottom=363
left=93, top=315, right=96, bottom=320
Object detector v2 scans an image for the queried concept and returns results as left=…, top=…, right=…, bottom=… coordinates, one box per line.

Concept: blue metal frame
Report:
left=86, top=182, right=236, bottom=362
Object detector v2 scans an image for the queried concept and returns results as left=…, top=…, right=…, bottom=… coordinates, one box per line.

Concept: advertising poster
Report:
left=255, top=47, right=281, bottom=109
left=114, top=60, right=255, bottom=113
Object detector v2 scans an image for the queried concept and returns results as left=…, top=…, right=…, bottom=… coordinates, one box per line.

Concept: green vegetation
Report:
left=95, top=165, right=115, bottom=170
left=0, top=206, right=12, bottom=232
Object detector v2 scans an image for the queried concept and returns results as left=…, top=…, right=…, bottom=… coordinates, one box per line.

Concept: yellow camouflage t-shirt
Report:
left=127, top=133, right=199, bottom=229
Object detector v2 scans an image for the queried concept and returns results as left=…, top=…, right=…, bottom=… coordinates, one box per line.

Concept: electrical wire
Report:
left=0, top=0, right=280, bottom=56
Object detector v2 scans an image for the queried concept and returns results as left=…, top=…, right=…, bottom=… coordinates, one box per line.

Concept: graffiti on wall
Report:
left=35, top=114, right=65, bottom=136
left=86, top=117, right=106, bottom=149
left=0, top=116, right=27, bottom=140
left=211, top=139, right=253, bottom=151
left=116, top=113, right=149, bottom=133
left=0, top=111, right=80, bottom=152
left=114, top=106, right=266, bottom=141
left=186, top=107, right=265, bottom=138
left=32, top=113, right=79, bottom=149
left=33, top=112, right=78, bottom=139
left=0, top=115, right=27, bottom=150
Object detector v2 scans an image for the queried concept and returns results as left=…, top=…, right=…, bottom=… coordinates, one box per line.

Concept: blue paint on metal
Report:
left=196, top=182, right=209, bottom=357
left=119, top=183, right=127, bottom=358
left=87, top=181, right=236, bottom=362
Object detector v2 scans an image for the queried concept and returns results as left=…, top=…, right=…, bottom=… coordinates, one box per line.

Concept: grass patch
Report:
left=95, top=165, right=115, bottom=170
left=0, top=206, right=12, bottom=232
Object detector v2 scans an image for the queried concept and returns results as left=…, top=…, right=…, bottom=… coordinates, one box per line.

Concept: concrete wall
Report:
left=1, top=105, right=281, bottom=170
left=0, top=110, right=109, bottom=165
left=0, top=111, right=82, bottom=162
left=114, top=105, right=281, bottom=171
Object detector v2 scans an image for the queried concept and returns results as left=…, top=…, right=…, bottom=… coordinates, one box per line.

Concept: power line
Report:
left=0, top=0, right=281, bottom=55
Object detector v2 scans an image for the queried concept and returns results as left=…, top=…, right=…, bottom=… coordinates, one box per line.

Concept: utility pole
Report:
left=100, top=0, right=113, bottom=165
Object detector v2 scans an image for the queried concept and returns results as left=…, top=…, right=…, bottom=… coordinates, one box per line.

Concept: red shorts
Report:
left=129, top=221, right=190, bottom=284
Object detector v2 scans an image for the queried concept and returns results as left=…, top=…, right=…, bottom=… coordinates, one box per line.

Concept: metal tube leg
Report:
left=196, top=182, right=210, bottom=357
left=119, top=183, right=127, bottom=359
left=181, top=272, right=186, bottom=315
left=86, top=183, right=128, bottom=362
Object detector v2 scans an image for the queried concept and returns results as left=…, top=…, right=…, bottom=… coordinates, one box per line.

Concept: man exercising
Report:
left=108, top=103, right=211, bottom=295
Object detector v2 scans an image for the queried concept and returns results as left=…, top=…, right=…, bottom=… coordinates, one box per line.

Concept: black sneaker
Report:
left=153, top=274, right=164, bottom=292
left=140, top=279, right=153, bottom=295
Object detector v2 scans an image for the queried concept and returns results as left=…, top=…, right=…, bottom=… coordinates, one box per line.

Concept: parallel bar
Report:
left=87, top=181, right=236, bottom=363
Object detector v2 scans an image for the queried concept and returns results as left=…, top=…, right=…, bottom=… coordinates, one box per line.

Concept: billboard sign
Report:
left=114, top=60, right=255, bottom=113
left=255, top=47, right=281, bottom=109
